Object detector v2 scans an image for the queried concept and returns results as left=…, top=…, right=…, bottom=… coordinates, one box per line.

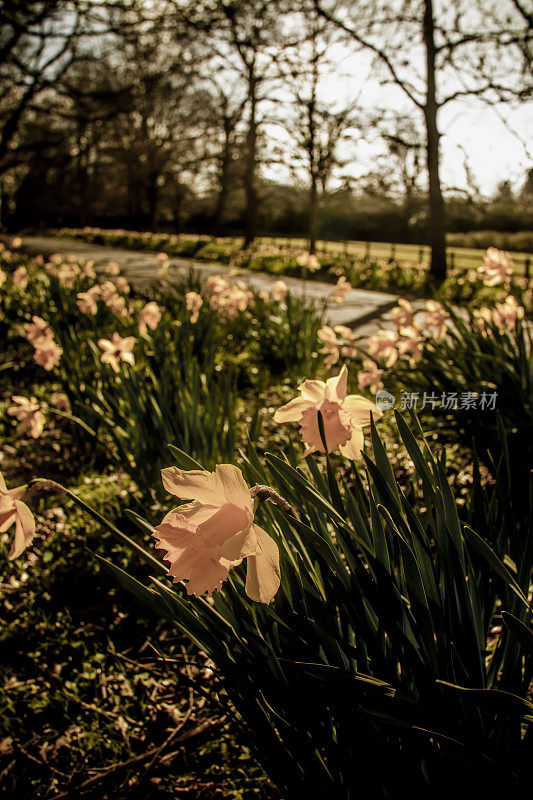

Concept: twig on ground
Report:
left=48, top=690, right=217, bottom=799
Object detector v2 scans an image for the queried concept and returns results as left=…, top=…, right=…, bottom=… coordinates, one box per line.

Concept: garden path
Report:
left=14, top=235, right=400, bottom=334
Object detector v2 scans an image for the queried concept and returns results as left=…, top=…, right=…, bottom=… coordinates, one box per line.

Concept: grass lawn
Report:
left=252, top=237, right=533, bottom=273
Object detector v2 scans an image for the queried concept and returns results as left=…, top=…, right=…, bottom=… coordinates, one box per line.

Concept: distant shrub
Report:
left=447, top=230, right=533, bottom=253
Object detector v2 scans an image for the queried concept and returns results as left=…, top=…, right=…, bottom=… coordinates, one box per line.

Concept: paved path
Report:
left=13, top=235, right=399, bottom=332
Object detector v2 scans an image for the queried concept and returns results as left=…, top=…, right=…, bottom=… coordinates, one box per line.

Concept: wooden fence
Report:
left=246, top=236, right=532, bottom=278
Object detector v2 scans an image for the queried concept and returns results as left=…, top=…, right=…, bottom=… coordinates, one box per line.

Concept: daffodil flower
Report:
left=155, top=464, right=280, bottom=603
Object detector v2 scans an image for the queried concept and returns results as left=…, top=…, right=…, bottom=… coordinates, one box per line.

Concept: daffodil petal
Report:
left=220, top=523, right=260, bottom=561
left=339, top=427, right=365, bottom=461
left=161, top=467, right=224, bottom=504
left=342, top=395, right=382, bottom=427
left=273, top=396, right=315, bottom=423
left=8, top=500, right=35, bottom=560
left=325, top=364, right=348, bottom=401
left=245, top=525, right=280, bottom=604
left=213, top=464, right=253, bottom=509
left=196, top=502, right=251, bottom=550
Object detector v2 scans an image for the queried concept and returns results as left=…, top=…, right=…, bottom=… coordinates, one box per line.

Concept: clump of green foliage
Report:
left=61, top=414, right=533, bottom=799
left=51, top=227, right=532, bottom=307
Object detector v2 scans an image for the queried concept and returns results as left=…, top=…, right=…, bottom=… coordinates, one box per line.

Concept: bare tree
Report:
left=215, top=1, right=289, bottom=246
left=175, top=0, right=287, bottom=246
left=379, top=114, right=425, bottom=213
left=200, top=76, right=246, bottom=236
left=109, top=54, right=207, bottom=228
left=0, top=1, right=122, bottom=174
left=282, top=4, right=359, bottom=252
left=315, top=0, right=533, bottom=278
left=9, top=2, right=212, bottom=230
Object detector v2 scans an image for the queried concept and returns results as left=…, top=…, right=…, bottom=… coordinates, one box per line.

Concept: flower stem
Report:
left=23, top=478, right=69, bottom=501
left=250, top=485, right=294, bottom=515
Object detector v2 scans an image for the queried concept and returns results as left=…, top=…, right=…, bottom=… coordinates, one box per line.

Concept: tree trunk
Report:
left=214, top=173, right=229, bottom=238
left=215, top=120, right=232, bottom=237
left=77, top=124, right=89, bottom=227
left=243, top=87, right=258, bottom=248
left=423, top=0, right=447, bottom=279
left=0, top=85, right=35, bottom=173
left=174, top=189, right=183, bottom=233
left=147, top=173, right=159, bottom=232
left=309, top=176, right=318, bottom=254
left=127, top=173, right=136, bottom=219
left=79, top=165, right=89, bottom=228
left=307, top=88, right=318, bottom=254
